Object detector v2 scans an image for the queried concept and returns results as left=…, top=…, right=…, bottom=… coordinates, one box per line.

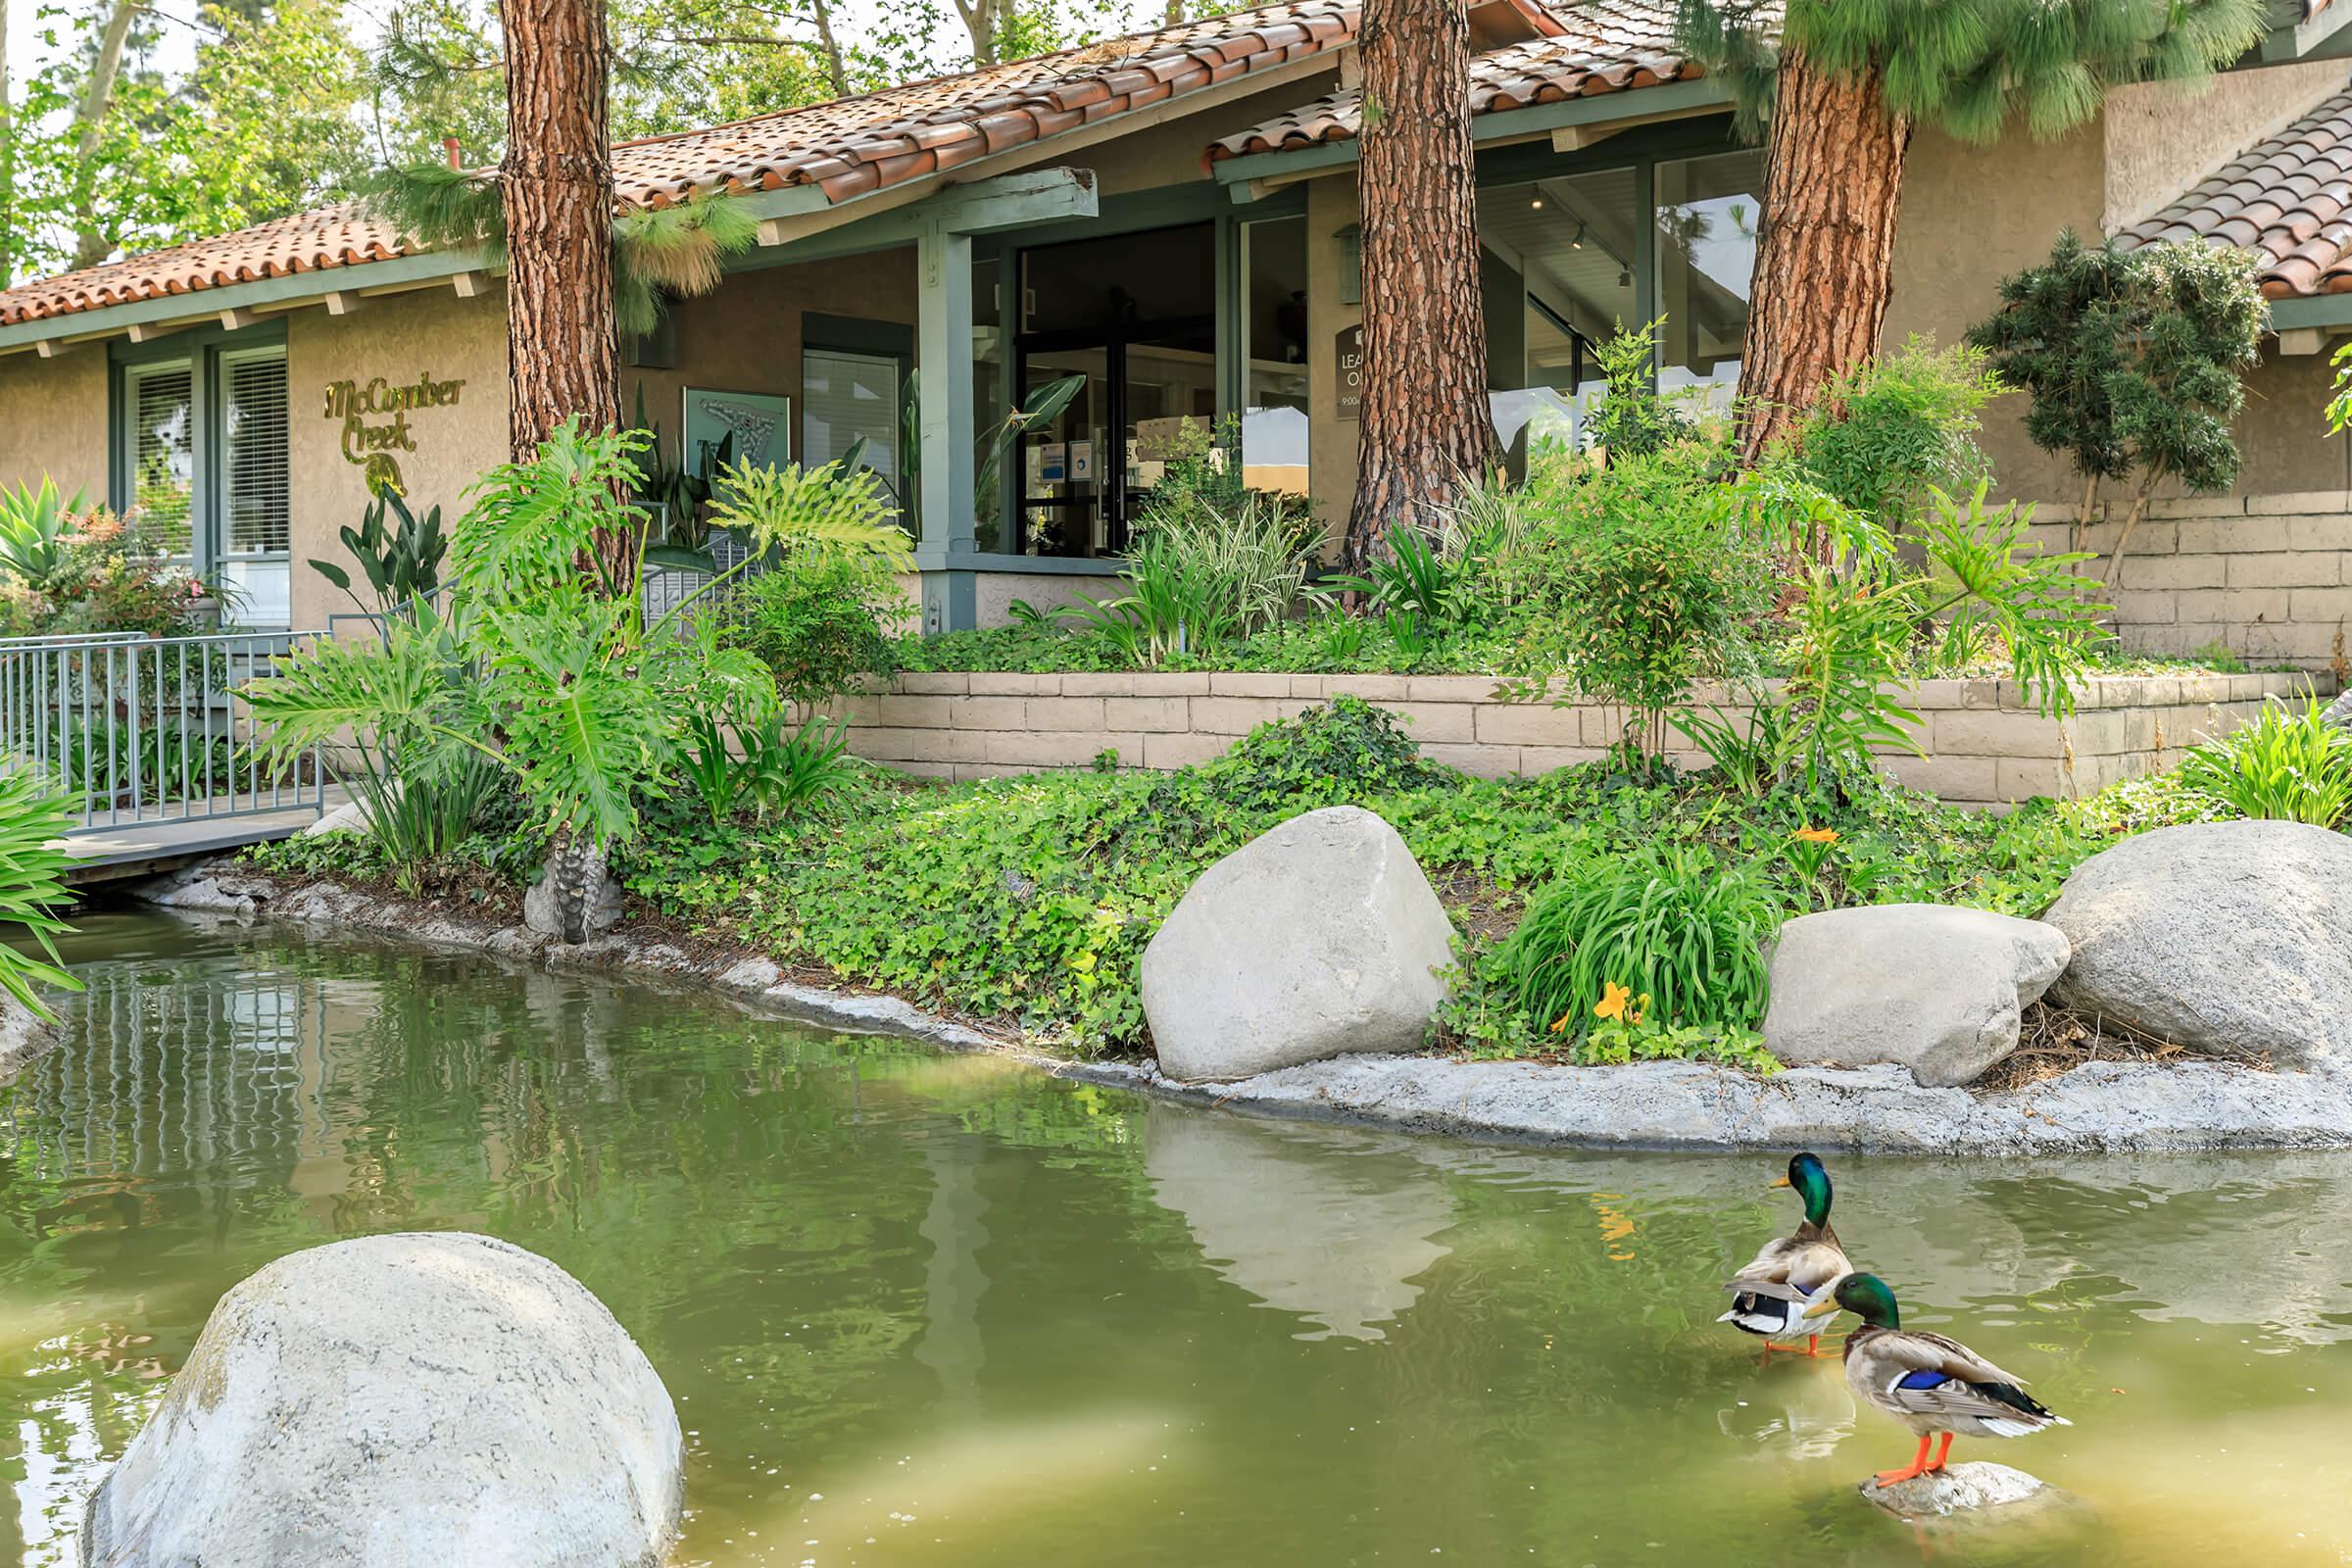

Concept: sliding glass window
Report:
left=1653, top=149, right=1764, bottom=417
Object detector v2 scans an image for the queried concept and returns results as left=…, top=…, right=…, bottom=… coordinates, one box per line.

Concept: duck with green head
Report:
left=1719, top=1152, right=1851, bottom=1359
left=1804, top=1272, right=2071, bottom=1486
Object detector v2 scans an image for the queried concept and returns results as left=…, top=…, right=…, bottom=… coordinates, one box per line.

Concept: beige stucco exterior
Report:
left=0, top=343, right=109, bottom=499
left=285, top=288, right=512, bottom=633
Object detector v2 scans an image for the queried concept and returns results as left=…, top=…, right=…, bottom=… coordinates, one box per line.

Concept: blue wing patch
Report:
left=1893, top=1370, right=1949, bottom=1392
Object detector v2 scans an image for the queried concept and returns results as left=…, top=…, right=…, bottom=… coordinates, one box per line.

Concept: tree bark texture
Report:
left=1734, top=45, right=1909, bottom=467
left=499, top=0, right=620, bottom=461
left=1345, top=0, right=1497, bottom=569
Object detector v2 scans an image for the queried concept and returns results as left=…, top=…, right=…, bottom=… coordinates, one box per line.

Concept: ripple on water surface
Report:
left=0, top=912, right=2348, bottom=1566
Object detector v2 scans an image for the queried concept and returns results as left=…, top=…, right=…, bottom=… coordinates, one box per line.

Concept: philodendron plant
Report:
left=245, top=418, right=906, bottom=939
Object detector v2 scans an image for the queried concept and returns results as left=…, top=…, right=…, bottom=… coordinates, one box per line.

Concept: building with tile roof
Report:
left=4, top=0, right=2352, bottom=666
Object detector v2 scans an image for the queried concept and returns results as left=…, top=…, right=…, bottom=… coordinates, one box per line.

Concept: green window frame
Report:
left=108, top=322, right=292, bottom=628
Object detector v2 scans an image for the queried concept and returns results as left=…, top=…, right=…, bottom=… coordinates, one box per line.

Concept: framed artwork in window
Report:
left=682, top=387, right=791, bottom=475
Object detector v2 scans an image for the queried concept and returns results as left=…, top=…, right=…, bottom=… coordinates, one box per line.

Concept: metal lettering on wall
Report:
left=321, top=373, right=466, bottom=496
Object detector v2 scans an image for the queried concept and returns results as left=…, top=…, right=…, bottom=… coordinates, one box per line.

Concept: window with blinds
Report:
left=127, top=365, right=196, bottom=559
left=221, top=353, right=290, bottom=556
left=802, top=349, right=901, bottom=510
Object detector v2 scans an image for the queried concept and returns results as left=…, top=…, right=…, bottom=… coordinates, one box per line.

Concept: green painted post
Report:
left=916, top=218, right=978, bottom=633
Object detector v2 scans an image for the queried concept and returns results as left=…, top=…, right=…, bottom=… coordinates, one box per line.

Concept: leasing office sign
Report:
left=320, top=372, right=467, bottom=495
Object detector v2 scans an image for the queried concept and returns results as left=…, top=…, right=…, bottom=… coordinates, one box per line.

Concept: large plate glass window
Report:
left=217, top=347, right=291, bottom=629
left=1653, top=149, right=1764, bottom=416
left=1473, top=166, right=1638, bottom=454
left=1240, top=215, right=1309, bottom=501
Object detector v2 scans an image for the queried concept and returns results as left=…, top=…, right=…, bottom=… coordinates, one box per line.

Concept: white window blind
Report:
left=128, top=365, right=196, bottom=558
left=222, top=354, right=290, bottom=555
left=802, top=349, right=900, bottom=503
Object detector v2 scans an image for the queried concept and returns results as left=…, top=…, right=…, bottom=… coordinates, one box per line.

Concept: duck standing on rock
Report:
left=1805, top=1272, right=2070, bottom=1486
left=1720, top=1152, right=1851, bottom=1359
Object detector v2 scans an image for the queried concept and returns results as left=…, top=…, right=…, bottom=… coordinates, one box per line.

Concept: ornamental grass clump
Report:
left=2178, top=700, right=2352, bottom=829
left=1494, top=842, right=1779, bottom=1060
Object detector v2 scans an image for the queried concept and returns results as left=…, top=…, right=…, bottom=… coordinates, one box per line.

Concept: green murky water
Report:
left=2, top=913, right=2350, bottom=1565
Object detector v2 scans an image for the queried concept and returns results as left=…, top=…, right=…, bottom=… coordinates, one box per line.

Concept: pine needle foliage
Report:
left=1675, top=0, right=2267, bottom=142
left=359, top=164, right=756, bottom=337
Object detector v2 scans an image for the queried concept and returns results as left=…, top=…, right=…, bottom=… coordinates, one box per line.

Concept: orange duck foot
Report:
left=1874, top=1437, right=1936, bottom=1488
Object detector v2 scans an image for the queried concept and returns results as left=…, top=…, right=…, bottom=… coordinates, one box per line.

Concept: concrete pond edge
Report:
left=106, top=863, right=2352, bottom=1157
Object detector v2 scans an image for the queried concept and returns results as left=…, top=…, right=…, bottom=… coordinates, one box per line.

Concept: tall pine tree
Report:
left=1675, top=0, right=2266, bottom=466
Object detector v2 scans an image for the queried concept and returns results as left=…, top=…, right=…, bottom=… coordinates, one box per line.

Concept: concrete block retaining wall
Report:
left=827, top=669, right=2335, bottom=808
left=2034, top=491, right=2352, bottom=671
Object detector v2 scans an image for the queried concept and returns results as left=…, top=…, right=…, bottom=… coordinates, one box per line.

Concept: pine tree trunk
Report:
left=499, top=0, right=620, bottom=461
left=1345, top=0, right=1497, bottom=570
left=1734, top=46, right=1910, bottom=467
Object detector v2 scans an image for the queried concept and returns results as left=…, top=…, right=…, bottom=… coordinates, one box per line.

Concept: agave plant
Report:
left=0, top=476, right=92, bottom=588
left=311, top=488, right=449, bottom=622
left=0, top=769, right=80, bottom=1021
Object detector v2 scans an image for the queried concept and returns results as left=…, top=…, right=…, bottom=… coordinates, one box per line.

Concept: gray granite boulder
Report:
left=79, top=1232, right=682, bottom=1568
left=2044, top=820, right=2352, bottom=1067
left=1141, top=806, right=1455, bottom=1082
left=2322, top=688, right=2352, bottom=730
left=1763, top=905, right=2070, bottom=1086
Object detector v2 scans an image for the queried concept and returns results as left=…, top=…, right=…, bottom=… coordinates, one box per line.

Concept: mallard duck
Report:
left=1719, top=1152, right=1851, bottom=1359
left=1804, top=1272, right=2070, bottom=1486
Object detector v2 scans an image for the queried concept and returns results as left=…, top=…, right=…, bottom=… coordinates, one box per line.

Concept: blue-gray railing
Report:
left=0, top=629, right=325, bottom=834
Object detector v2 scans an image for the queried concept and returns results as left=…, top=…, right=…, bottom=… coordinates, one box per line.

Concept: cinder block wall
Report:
left=2032, top=492, right=2352, bottom=672
left=826, top=670, right=2333, bottom=808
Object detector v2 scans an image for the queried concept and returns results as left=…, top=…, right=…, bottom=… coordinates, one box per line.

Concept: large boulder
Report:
left=80, top=1232, right=683, bottom=1568
left=1762, top=905, right=2070, bottom=1087
left=1141, top=806, right=1455, bottom=1082
left=2321, top=688, right=2351, bottom=731
left=2044, top=820, right=2352, bottom=1068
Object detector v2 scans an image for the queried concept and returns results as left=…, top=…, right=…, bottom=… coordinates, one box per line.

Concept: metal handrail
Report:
left=0, top=629, right=325, bottom=835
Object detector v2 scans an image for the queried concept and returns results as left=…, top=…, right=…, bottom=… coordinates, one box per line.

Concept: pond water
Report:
left=2, top=914, right=2350, bottom=1566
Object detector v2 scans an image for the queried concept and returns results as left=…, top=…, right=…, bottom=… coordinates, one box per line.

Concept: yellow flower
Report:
left=1794, top=826, right=1838, bottom=845
left=1593, top=981, right=1634, bottom=1021
left=1630, top=992, right=1651, bottom=1027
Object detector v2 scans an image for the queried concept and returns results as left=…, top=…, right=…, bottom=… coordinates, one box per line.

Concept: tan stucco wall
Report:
left=2103, top=61, right=2347, bottom=231
left=0, top=345, right=110, bottom=499
left=627, top=250, right=919, bottom=474
left=286, top=289, right=511, bottom=632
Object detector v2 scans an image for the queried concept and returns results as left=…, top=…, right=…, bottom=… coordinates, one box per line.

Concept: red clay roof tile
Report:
left=0, top=0, right=1360, bottom=328
left=2117, top=76, right=2352, bottom=299
left=1208, top=0, right=1705, bottom=162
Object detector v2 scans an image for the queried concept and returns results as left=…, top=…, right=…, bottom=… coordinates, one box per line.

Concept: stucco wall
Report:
left=2102, top=61, right=2347, bottom=231
left=285, top=288, right=511, bottom=633
left=0, top=345, right=110, bottom=499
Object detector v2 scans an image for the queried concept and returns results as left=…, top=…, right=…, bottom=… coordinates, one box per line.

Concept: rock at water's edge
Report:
left=1141, top=806, right=1455, bottom=1083
left=1859, top=1461, right=2057, bottom=1520
left=1763, top=905, right=2070, bottom=1086
left=524, top=835, right=623, bottom=942
left=2322, top=689, right=2351, bottom=730
left=78, top=1231, right=683, bottom=1568
left=0, top=994, right=55, bottom=1082
left=2044, top=819, right=2352, bottom=1068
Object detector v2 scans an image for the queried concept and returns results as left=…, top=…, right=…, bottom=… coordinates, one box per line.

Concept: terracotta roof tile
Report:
left=2116, top=76, right=2352, bottom=299
left=1209, top=0, right=1705, bottom=161
left=0, top=0, right=1360, bottom=328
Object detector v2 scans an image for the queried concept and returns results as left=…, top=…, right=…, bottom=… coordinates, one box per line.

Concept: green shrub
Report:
left=734, top=551, right=904, bottom=707
left=2178, top=700, right=2352, bottom=828
left=1969, top=230, right=2262, bottom=583
left=0, top=476, right=90, bottom=588
left=1202, top=694, right=1449, bottom=811
left=1495, top=437, right=1771, bottom=757
left=1491, top=841, right=1780, bottom=1058
left=1787, top=335, right=2003, bottom=532
left=0, top=769, right=80, bottom=1022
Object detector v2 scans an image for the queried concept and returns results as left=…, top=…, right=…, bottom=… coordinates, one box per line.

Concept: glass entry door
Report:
left=1012, top=222, right=1218, bottom=558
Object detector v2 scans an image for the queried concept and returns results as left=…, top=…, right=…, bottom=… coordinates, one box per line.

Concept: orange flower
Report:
left=1793, top=826, right=1838, bottom=845
left=1630, top=992, right=1651, bottom=1027
left=1593, top=980, right=1634, bottom=1021
left=1548, top=1012, right=1572, bottom=1035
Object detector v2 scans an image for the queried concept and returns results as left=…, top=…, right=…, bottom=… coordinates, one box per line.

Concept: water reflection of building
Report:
left=1143, top=1105, right=1454, bottom=1343
left=6, top=961, right=325, bottom=1192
